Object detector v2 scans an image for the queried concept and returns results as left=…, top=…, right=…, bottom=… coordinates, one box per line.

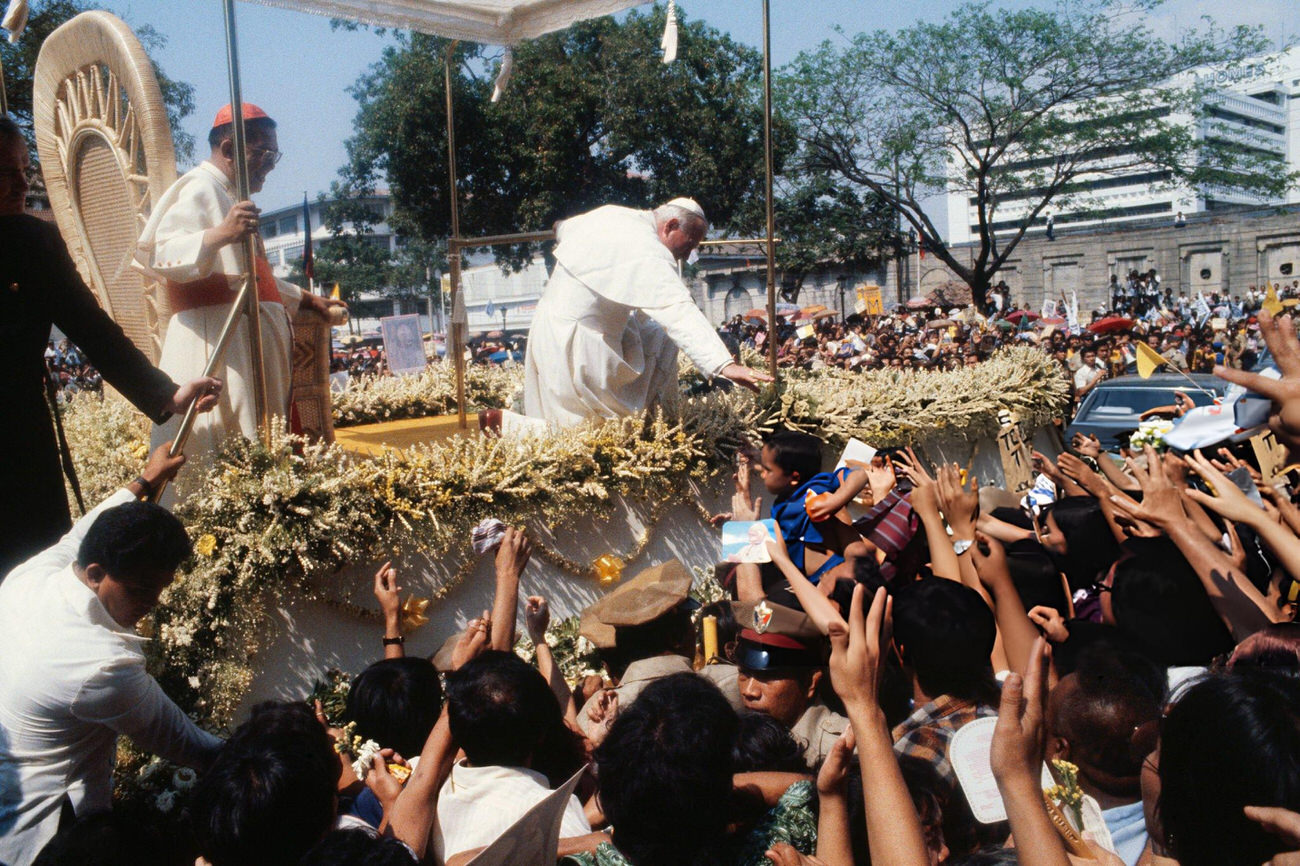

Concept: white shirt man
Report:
left=522, top=199, right=770, bottom=426
left=1074, top=350, right=1105, bottom=398
left=0, top=458, right=221, bottom=863
left=433, top=760, right=591, bottom=861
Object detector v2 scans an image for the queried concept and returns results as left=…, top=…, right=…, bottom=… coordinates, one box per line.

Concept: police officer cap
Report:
left=730, top=600, right=826, bottom=670
left=579, top=559, right=697, bottom=649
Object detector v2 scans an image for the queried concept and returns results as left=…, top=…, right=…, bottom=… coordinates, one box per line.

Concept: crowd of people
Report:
left=6, top=290, right=1300, bottom=865
left=43, top=339, right=104, bottom=402
left=715, top=280, right=1300, bottom=413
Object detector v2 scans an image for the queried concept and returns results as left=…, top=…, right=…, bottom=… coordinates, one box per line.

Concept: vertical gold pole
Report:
left=445, top=43, right=467, bottom=430
left=761, top=0, right=779, bottom=384
left=222, top=0, right=269, bottom=445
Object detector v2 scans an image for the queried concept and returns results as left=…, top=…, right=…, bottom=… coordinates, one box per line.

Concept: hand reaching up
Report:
left=1214, top=311, right=1300, bottom=460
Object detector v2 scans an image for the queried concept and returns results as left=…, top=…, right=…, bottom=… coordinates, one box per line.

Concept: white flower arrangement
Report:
left=1129, top=418, right=1174, bottom=452
left=70, top=348, right=1068, bottom=819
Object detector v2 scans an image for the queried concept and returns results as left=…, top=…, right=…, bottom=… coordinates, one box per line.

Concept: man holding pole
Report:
left=135, top=103, right=344, bottom=465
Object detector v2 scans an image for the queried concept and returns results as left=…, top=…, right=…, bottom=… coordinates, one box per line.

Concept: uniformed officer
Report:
left=731, top=599, right=847, bottom=768
left=576, top=559, right=739, bottom=736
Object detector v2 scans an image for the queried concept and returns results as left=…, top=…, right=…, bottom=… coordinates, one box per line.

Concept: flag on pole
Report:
left=1135, top=341, right=1167, bottom=379
left=301, top=193, right=314, bottom=286
left=1195, top=293, right=1212, bottom=328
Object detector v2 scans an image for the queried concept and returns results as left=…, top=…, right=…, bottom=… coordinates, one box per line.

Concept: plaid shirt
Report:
left=893, top=694, right=1007, bottom=856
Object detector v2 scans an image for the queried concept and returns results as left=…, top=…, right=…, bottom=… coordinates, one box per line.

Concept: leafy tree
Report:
left=779, top=0, right=1296, bottom=306
left=340, top=5, right=779, bottom=265
left=767, top=173, right=894, bottom=293
left=1, top=0, right=196, bottom=165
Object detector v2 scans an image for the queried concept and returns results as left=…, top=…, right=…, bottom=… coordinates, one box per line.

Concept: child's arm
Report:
left=806, top=467, right=869, bottom=522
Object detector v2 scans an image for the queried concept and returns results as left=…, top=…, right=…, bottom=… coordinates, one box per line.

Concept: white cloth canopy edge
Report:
left=237, top=0, right=649, bottom=45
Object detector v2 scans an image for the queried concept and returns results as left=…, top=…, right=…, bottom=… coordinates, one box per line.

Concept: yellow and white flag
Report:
left=1135, top=341, right=1167, bottom=379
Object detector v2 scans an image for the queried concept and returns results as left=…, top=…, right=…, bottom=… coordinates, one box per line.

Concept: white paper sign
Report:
left=949, top=717, right=1054, bottom=824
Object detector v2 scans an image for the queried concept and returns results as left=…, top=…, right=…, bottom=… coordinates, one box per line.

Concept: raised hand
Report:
left=827, top=585, right=891, bottom=713
left=524, top=595, right=550, bottom=644
left=1109, top=445, right=1186, bottom=530
left=1214, top=311, right=1300, bottom=460
left=373, top=560, right=402, bottom=621
left=1184, top=449, right=1266, bottom=527
left=1070, top=432, right=1101, bottom=458
left=990, top=637, right=1051, bottom=787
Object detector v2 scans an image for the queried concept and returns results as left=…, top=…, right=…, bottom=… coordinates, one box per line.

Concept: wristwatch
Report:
left=952, top=538, right=974, bottom=556
left=382, top=635, right=405, bottom=646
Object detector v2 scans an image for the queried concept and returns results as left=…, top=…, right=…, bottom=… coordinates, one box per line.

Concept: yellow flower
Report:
left=195, top=534, right=217, bottom=557
left=130, top=441, right=149, bottom=460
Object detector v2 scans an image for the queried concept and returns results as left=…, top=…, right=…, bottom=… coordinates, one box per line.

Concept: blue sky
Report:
left=95, top=0, right=1300, bottom=212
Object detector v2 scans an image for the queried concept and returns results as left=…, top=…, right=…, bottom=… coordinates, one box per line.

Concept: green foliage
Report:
left=1, top=1, right=195, bottom=163
left=340, top=5, right=776, bottom=266
left=779, top=0, right=1294, bottom=304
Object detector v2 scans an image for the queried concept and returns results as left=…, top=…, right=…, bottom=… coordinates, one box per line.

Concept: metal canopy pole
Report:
left=761, top=0, right=779, bottom=384
left=151, top=0, right=267, bottom=501
left=222, top=0, right=270, bottom=445
left=445, top=43, right=467, bottom=430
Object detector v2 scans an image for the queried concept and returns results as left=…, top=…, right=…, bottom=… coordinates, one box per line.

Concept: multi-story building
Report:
left=943, top=45, right=1300, bottom=245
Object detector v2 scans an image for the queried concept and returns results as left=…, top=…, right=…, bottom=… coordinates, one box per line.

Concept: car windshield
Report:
left=1083, top=387, right=1218, bottom=418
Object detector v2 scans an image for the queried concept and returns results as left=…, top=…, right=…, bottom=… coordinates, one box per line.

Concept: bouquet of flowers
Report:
left=1128, top=418, right=1174, bottom=452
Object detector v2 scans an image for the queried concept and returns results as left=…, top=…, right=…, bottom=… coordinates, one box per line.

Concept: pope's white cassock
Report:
left=135, top=161, right=302, bottom=462
left=523, top=205, right=732, bottom=426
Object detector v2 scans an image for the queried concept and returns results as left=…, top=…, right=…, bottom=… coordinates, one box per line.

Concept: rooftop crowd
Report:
left=8, top=277, right=1300, bottom=866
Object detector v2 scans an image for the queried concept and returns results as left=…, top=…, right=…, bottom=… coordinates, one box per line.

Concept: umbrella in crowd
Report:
left=1004, top=310, right=1039, bottom=324
left=1088, top=316, right=1135, bottom=335
left=906, top=296, right=932, bottom=309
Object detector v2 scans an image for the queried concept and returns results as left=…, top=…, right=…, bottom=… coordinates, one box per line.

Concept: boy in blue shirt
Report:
left=758, top=431, right=869, bottom=585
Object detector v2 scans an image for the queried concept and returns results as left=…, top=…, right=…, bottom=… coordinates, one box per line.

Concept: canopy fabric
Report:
left=239, top=0, right=648, bottom=44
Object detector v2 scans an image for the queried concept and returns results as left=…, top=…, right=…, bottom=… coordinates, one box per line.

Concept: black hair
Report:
left=298, top=830, right=417, bottom=866
left=762, top=430, right=822, bottom=485
left=1158, top=670, right=1300, bottom=866
left=892, top=578, right=999, bottom=705
left=594, top=673, right=738, bottom=866
left=207, top=116, right=278, bottom=151
left=31, top=812, right=167, bottom=866
left=1110, top=541, right=1234, bottom=666
left=191, top=703, right=338, bottom=866
left=1043, top=497, right=1120, bottom=592
left=731, top=710, right=809, bottom=773
left=76, top=501, right=192, bottom=583
left=1004, top=547, right=1069, bottom=619
left=345, top=658, right=443, bottom=758
left=445, top=650, right=584, bottom=787
left=1049, top=643, right=1163, bottom=794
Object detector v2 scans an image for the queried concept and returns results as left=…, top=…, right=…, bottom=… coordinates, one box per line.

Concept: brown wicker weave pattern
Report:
left=33, top=12, right=178, bottom=365
left=73, top=132, right=152, bottom=351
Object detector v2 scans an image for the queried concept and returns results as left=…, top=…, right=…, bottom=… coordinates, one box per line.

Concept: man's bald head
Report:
left=1047, top=648, right=1163, bottom=797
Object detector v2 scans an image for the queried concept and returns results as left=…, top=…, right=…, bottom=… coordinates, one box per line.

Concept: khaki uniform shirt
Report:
left=576, top=656, right=744, bottom=735
left=790, top=701, right=849, bottom=769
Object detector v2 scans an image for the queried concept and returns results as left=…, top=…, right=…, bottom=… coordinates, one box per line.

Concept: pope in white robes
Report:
left=523, top=199, right=770, bottom=426
left=134, top=103, right=342, bottom=465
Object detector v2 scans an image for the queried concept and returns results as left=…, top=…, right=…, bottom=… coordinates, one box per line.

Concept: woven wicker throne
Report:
left=33, top=11, right=336, bottom=443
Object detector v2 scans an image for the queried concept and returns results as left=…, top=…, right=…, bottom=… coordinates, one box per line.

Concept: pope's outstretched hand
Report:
left=720, top=362, right=774, bottom=392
